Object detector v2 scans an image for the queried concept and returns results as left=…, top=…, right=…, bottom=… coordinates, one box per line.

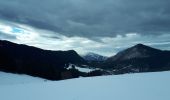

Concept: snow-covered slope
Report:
left=0, top=72, right=46, bottom=85
left=82, top=52, right=108, bottom=61
left=0, top=71, right=170, bottom=100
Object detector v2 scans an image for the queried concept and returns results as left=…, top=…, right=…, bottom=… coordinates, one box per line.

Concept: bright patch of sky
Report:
left=11, top=27, right=23, bottom=33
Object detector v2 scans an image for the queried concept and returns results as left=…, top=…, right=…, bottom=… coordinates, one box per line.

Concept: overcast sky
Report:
left=0, top=0, right=170, bottom=56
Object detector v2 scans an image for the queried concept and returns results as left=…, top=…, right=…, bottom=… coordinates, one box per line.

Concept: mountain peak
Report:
left=134, top=43, right=146, bottom=47
left=109, top=44, right=162, bottom=61
left=132, top=43, right=153, bottom=50
left=82, top=52, right=108, bottom=62
left=130, top=43, right=161, bottom=53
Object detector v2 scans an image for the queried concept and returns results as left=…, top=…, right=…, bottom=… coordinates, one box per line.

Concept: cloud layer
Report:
left=0, top=0, right=170, bottom=37
left=0, top=0, right=170, bottom=56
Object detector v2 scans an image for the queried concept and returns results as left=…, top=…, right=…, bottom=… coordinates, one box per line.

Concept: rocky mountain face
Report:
left=81, top=52, right=108, bottom=69
left=0, top=40, right=87, bottom=80
left=82, top=52, right=108, bottom=62
left=102, top=44, right=170, bottom=74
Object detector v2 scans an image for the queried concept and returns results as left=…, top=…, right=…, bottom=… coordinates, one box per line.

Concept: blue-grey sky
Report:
left=0, top=0, right=170, bottom=56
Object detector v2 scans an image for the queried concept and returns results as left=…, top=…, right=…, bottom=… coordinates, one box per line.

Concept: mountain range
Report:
left=1, top=40, right=170, bottom=80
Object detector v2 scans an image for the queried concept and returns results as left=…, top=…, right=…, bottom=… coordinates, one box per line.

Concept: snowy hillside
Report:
left=0, top=72, right=46, bottom=85
left=82, top=52, right=108, bottom=61
left=0, top=71, right=170, bottom=100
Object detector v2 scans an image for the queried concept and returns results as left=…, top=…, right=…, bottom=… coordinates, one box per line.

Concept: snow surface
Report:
left=67, top=64, right=94, bottom=72
left=0, top=71, right=170, bottom=100
left=75, top=66, right=94, bottom=72
left=0, top=72, right=46, bottom=85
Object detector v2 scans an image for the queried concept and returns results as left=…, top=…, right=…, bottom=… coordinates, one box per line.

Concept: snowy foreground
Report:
left=0, top=72, right=46, bottom=85
left=0, top=71, right=170, bottom=100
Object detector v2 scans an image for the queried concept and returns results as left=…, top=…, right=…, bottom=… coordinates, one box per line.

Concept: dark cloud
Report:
left=0, top=0, right=170, bottom=38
